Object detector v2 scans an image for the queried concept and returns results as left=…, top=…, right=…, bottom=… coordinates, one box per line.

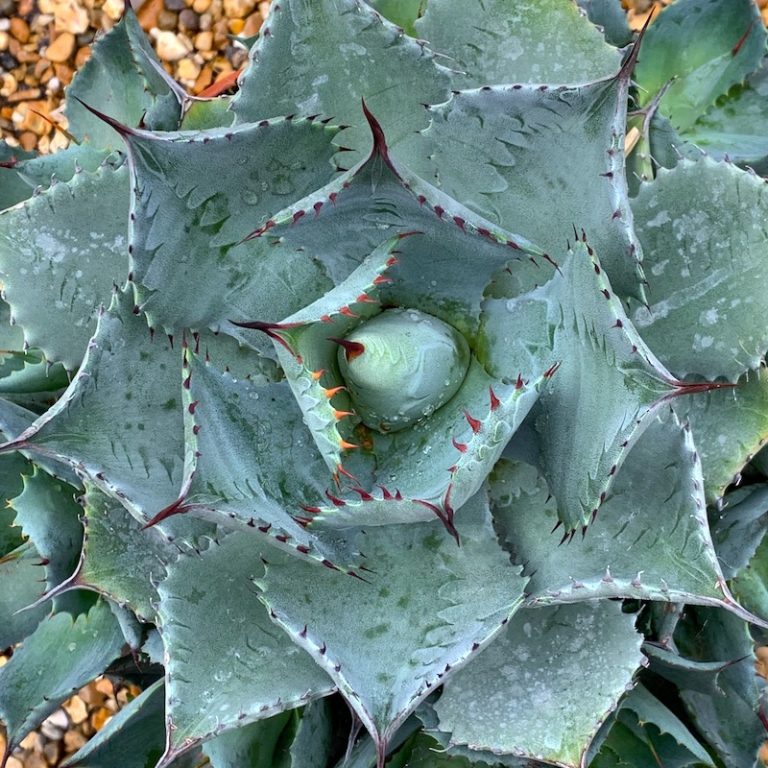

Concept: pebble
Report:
left=54, top=0, right=91, bottom=33
left=102, top=0, right=125, bottom=21
left=157, top=9, right=180, bottom=29
left=64, top=730, right=88, bottom=752
left=223, top=0, right=254, bottom=19
left=154, top=29, right=192, bottom=60
left=179, top=8, right=200, bottom=30
left=192, top=0, right=211, bottom=12
left=9, top=18, right=31, bottom=43
left=64, top=695, right=89, bottom=724
left=0, top=31, right=8, bottom=51
left=176, top=56, right=200, bottom=80
left=45, top=31, right=76, bottom=62
left=194, top=29, right=212, bottom=50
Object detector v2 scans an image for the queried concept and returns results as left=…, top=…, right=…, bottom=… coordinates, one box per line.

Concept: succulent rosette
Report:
left=1, top=1, right=768, bottom=767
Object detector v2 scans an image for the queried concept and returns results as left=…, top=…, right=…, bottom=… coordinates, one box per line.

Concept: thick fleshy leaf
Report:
left=0, top=543, right=50, bottom=649
left=13, top=145, right=118, bottom=190
left=481, top=241, right=676, bottom=531
left=7, top=289, right=184, bottom=523
left=231, top=0, right=450, bottom=163
left=64, top=5, right=182, bottom=146
left=286, top=701, right=335, bottom=768
left=0, top=163, right=129, bottom=369
left=673, top=607, right=767, bottom=768
left=171, top=349, right=364, bottom=571
left=590, top=685, right=715, bottom=768
left=366, top=0, right=423, bottom=36
left=686, top=62, right=768, bottom=168
left=409, top=75, right=644, bottom=299
left=710, top=484, right=768, bottom=580
left=0, top=142, right=36, bottom=210
left=9, top=468, right=83, bottom=610
left=630, top=158, right=768, bottom=381
left=0, top=599, right=123, bottom=756
left=61, top=679, right=166, bottom=768
left=0, top=448, right=31, bottom=557
left=415, top=0, right=620, bottom=87
left=673, top=367, right=768, bottom=504
left=577, top=0, right=633, bottom=48
left=257, top=491, right=527, bottom=759
left=156, top=532, right=335, bottom=763
left=494, top=412, right=737, bottom=611
left=202, top=712, right=294, bottom=768
left=634, top=0, right=767, bottom=132
left=66, top=486, right=176, bottom=622
left=125, top=116, right=340, bottom=332
left=728, top=536, right=768, bottom=624
left=434, top=602, right=643, bottom=767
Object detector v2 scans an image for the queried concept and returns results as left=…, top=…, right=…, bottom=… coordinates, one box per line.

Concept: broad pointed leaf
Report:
left=409, top=75, right=644, bottom=299
left=0, top=142, right=36, bottom=210
left=634, top=0, right=766, bottom=132
left=156, top=532, right=335, bottom=763
left=173, top=349, right=365, bottom=571
left=125, top=116, right=340, bottom=332
left=0, top=448, right=31, bottom=557
left=70, top=486, right=176, bottom=622
left=10, top=468, right=83, bottom=610
left=415, top=0, right=620, bottom=88
left=285, top=700, right=335, bottom=768
left=65, top=5, right=182, bottom=146
left=257, top=491, right=527, bottom=757
left=673, top=607, right=767, bottom=768
left=434, top=602, right=643, bottom=767
left=61, top=679, right=166, bottom=768
left=9, top=289, right=184, bottom=523
left=481, top=241, right=676, bottom=531
left=630, top=158, right=768, bottom=381
left=0, top=543, right=50, bottom=649
left=578, top=0, right=633, bottom=48
left=494, top=412, right=737, bottom=611
left=202, top=712, right=294, bottom=768
left=686, top=61, right=768, bottom=168
left=673, top=367, right=768, bottom=504
left=231, top=0, right=450, bottom=162
left=0, top=163, right=129, bottom=369
left=0, top=598, right=123, bottom=757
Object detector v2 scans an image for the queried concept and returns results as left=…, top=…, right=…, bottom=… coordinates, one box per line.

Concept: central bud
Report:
left=336, top=308, right=470, bottom=433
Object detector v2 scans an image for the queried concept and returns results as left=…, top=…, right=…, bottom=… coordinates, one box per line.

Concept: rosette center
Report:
left=337, top=308, right=470, bottom=433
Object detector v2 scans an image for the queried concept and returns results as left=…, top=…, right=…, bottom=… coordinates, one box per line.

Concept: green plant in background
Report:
left=2, top=0, right=768, bottom=766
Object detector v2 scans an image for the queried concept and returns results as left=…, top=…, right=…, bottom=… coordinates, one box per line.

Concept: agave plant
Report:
left=2, top=0, right=768, bottom=766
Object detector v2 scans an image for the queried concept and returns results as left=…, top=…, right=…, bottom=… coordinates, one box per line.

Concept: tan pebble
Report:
left=0, top=31, right=8, bottom=51
left=199, top=11, right=212, bottom=29
left=19, top=731, right=43, bottom=751
left=242, top=11, right=261, bottom=36
left=193, top=0, right=211, bottom=11
left=176, top=57, right=201, bottom=80
left=18, top=0, right=33, bottom=15
left=94, top=677, right=114, bottom=696
left=79, top=682, right=106, bottom=707
left=39, top=0, right=56, bottom=12
left=74, top=45, right=91, bottom=68
left=63, top=730, right=88, bottom=753
left=18, top=131, right=35, bottom=150
left=45, top=32, right=76, bottom=62
left=0, top=74, right=17, bottom=98
left=194, top=30, right=212, bottom=50
left=34, top=58, right=51, bottom=79
left=223, top=0, right=254, bottom=18
left=23, top=753, right=47, bottom=768
left=91, top=707, right=113, bottom=730
left=103, top=0, right=124, bottom=20
left=105, top=696, right=119, bottom=712
left=54, top=62, right=74, bottom=84
left=81, top=719, right=95, bottom=736
left=64, top=695, right=89, bottom=724
left=8, top=87, right=42, bottom=103
left=258, top=0, right=269, bottom=18
left=54, top=0, right=90, bottom=34
left=6, top=757, right=25, bottom=768
left=137, top=0, right=164, bottom=29
left=9, top=18, right=30, bottom=43
left=227, top=17, right=244, bottom=34
left=155, top=30, right=192, bottom=61
left=50, top=126, right=71, bottom=151
left=37, top=134, right=52, bottom=152
left=193, top=64, right=213, bottom=92
left=43, top=741, right=62, bottom=765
